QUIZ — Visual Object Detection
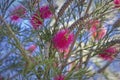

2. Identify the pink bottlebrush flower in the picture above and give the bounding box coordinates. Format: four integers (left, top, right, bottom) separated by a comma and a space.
114, 0, 120, 8
90, 25, 97, 32
27, 45, 37, 53
88, 20, 106, 40
99, 46, 118, 61
52, 29, 74, 51
30, 13, 43, 29
90, 26, 107, 40
10, 15, 19, 21
54, 75, 65, 80
10, 5, 26, 21
30, 5, 52, 29
39, 5, 52, 19
87, 20, 99, 30
97, 28, 107, 40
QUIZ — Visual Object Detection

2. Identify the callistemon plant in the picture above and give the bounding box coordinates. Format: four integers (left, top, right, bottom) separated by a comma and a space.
1, 0, 120, 80
10, 5, 26, 21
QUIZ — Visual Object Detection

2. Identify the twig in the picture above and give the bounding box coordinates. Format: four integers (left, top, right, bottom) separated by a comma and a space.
57, 0, 74, 18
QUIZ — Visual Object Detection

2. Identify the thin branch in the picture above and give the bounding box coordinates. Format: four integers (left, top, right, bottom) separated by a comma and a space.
58, 0, 74, 18
84, 0, 92, 15
0, 16, 29, 60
